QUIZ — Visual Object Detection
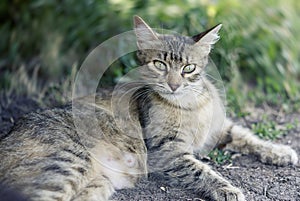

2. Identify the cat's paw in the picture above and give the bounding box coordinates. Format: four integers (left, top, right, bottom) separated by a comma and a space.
259, 144, 298, 166
210, 185, 245, 201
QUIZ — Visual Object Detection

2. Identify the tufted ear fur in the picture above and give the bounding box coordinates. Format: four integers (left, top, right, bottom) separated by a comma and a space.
192, 24, 222, 45
133, 15, 159, 49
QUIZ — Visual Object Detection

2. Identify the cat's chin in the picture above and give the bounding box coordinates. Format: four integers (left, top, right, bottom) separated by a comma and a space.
157, 91, 199, 109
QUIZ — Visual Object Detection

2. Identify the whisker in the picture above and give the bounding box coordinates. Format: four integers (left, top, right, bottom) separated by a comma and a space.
204, 73, 222, 83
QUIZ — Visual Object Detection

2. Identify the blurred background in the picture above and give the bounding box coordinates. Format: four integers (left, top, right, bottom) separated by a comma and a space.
1, 0, 300, 114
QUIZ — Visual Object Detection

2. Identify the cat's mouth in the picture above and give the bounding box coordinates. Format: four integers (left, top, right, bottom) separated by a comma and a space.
152, 85, 182, 94
157, 89, 184, 100
161, 90, 180, 95
152, 85, 186, 98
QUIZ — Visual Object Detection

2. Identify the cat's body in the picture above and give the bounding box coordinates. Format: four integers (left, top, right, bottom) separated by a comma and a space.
0, 16, 298, 201
0, 100, 146, 200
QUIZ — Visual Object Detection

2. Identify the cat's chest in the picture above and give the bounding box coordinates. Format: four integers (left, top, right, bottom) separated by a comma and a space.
145, 100, 224, 150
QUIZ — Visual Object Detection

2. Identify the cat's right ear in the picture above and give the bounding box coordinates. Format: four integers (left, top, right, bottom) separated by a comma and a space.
133, 15, 158, 49
192, 24, 222, 45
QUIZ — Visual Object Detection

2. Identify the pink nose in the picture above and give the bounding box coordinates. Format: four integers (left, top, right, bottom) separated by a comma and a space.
168, 83, 180, 92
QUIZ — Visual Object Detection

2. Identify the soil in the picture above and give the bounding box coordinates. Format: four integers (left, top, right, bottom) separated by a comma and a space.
0, 94, 299, 201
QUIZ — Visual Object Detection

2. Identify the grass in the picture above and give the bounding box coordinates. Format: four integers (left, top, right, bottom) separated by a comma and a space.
208, 149, 232, 165
251, 114, 298, 140
1, 0, 300, 112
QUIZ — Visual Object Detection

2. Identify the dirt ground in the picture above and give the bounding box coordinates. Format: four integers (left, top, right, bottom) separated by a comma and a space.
0, 94, 299, 201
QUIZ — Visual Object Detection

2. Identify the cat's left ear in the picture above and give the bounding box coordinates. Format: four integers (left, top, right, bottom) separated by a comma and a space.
192, 24, 222, 45
133, 15, 159, 49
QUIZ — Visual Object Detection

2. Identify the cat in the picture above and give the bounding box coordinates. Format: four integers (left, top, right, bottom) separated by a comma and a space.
0, 15, 298, 201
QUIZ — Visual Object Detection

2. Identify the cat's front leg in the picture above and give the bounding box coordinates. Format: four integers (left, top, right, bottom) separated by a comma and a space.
72, 175, 115, 201
223, 119, 298, 166
148, 148, 245, 201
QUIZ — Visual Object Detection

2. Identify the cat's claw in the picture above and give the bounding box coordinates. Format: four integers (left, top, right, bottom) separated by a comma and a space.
259, 144, 298, 166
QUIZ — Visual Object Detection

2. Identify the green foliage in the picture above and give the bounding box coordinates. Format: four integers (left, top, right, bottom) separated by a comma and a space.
251, 115, 297, 140
208, 149, 232, 165
209, 0, 300, 111
0, 0, 300, 110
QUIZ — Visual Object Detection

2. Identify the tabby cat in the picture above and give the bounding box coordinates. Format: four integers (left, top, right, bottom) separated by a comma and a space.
0, 15, 298, 201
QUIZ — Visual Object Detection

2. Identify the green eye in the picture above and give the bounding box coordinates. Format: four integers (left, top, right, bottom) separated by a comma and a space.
153, 60, 167, 71
182, 64, 196, 74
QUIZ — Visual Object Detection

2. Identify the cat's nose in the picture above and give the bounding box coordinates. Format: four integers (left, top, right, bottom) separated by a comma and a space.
168, 83, 180, 92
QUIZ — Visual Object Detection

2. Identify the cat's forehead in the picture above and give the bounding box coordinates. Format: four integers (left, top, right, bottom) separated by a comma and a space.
161, 34, 193, 42
159, 34, 194, 49
137, 33, 210, 64
154, 34, 207, 62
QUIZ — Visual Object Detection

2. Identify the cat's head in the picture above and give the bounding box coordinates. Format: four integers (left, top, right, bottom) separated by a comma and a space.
133, 16, 221, 106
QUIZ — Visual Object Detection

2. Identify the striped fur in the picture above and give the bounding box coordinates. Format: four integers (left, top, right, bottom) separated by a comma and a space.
0, 100, 147, 201
0, 16, 297, 201
133, 16, 297, 201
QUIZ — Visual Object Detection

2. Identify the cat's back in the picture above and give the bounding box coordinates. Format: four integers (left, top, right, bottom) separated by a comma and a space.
0, 105, 76, 150
0, 106, 91, 197
0, 92, 146, 200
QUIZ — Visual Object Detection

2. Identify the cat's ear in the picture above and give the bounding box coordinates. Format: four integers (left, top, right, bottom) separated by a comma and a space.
133, 15, 159, 49
192, 24, 222, 45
